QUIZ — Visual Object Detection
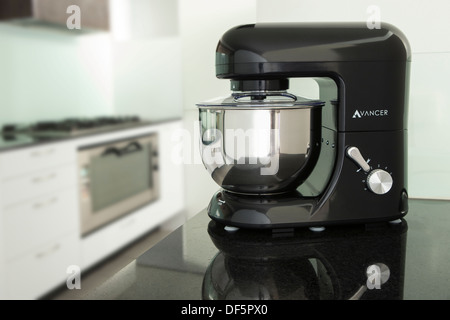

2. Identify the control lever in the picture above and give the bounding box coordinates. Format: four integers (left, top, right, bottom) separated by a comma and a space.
346, 146, 393, 195
346, 146, 370, 172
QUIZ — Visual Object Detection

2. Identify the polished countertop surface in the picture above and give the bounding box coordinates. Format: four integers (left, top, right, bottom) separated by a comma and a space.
79, 199, 449, 300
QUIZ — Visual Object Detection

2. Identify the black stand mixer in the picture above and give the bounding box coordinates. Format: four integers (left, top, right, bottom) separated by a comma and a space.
197, 23, 410, 229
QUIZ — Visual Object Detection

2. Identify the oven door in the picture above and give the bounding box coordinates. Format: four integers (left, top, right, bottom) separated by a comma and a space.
78, 133, 159, 236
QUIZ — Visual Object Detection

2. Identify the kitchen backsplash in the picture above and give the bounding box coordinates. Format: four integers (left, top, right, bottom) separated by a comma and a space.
0, 19, 182, 128
0, 22, 113, 127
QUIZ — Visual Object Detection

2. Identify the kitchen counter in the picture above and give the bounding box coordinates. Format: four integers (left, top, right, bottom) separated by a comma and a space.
0, 134, 52, 152
0, 118, 181, 153
73, 199, 449, 300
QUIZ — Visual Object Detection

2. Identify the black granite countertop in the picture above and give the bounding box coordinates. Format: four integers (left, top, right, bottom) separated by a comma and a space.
76, 199, 449, 301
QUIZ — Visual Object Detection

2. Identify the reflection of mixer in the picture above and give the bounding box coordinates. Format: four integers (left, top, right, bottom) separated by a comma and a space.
202, 219, 408, 300
197, 23, 410, 229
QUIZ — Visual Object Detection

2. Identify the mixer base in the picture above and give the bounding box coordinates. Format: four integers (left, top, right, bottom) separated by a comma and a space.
207, 189, 406, 229
207, 190, 320, 229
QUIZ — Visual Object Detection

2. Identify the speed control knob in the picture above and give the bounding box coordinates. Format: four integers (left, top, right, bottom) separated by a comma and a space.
366, 169, 393, 195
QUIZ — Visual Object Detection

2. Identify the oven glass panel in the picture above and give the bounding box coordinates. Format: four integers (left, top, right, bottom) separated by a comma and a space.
90, 143, 153, 212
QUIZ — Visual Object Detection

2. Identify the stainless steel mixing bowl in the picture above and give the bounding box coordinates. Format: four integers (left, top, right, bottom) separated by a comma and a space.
197, 92, 324, 194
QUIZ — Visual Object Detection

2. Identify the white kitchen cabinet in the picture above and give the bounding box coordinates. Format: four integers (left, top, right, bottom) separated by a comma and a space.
0, 141, 81, 299
0, 164, 77, 208
0, 143, 75, 179
5, 233, 80, 300
3, 188, 79, 262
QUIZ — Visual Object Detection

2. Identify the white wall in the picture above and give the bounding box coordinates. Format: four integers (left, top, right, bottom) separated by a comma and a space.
256, 0, 450, 200
110, 0, 183, 121
112, 37, 183, 121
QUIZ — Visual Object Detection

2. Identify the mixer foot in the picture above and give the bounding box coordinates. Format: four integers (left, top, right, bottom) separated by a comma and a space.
309, 226, 325, 232
224, 225, 239, 232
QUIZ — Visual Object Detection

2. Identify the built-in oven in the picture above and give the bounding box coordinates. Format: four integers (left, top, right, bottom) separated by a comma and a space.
78, 133, 159, 236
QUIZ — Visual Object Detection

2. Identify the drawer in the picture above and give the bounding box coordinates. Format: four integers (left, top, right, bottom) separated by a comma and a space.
2, 188, 79, 261
5, 233, 81, 299
0, 143, 75, 179
81, 209, 146, 268
0, 164, 77, 207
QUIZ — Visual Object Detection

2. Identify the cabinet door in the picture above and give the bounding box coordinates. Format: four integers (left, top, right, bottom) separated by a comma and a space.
2, 188, 79, 261
0, 143, 75, 179
0, 164, 77, 207
5, 233, 81, 300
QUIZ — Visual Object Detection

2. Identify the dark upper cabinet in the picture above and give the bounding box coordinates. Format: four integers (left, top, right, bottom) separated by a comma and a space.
0, 0, 109, 30
0, 0, 32, 20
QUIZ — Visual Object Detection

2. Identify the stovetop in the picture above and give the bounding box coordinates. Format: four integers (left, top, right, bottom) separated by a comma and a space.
0, 115, 153, 152
3, 116, 144, 137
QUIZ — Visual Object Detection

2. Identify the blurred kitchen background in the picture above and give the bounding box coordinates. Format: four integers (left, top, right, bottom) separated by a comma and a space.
0, 0, 449, 299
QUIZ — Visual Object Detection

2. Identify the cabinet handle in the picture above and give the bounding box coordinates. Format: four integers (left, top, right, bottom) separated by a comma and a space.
30, 148, 55, 158
32, 197, 58, 210
31, 172, 57, 184
35, 243, 60, 259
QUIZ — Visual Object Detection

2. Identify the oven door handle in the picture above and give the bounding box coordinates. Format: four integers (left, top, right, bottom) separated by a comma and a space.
120, 141, 143, 156
101, 147, 122, 157
101, 141, 142, 157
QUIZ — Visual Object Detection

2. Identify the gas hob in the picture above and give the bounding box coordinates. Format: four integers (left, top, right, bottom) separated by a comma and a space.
2, 116, 148, 139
